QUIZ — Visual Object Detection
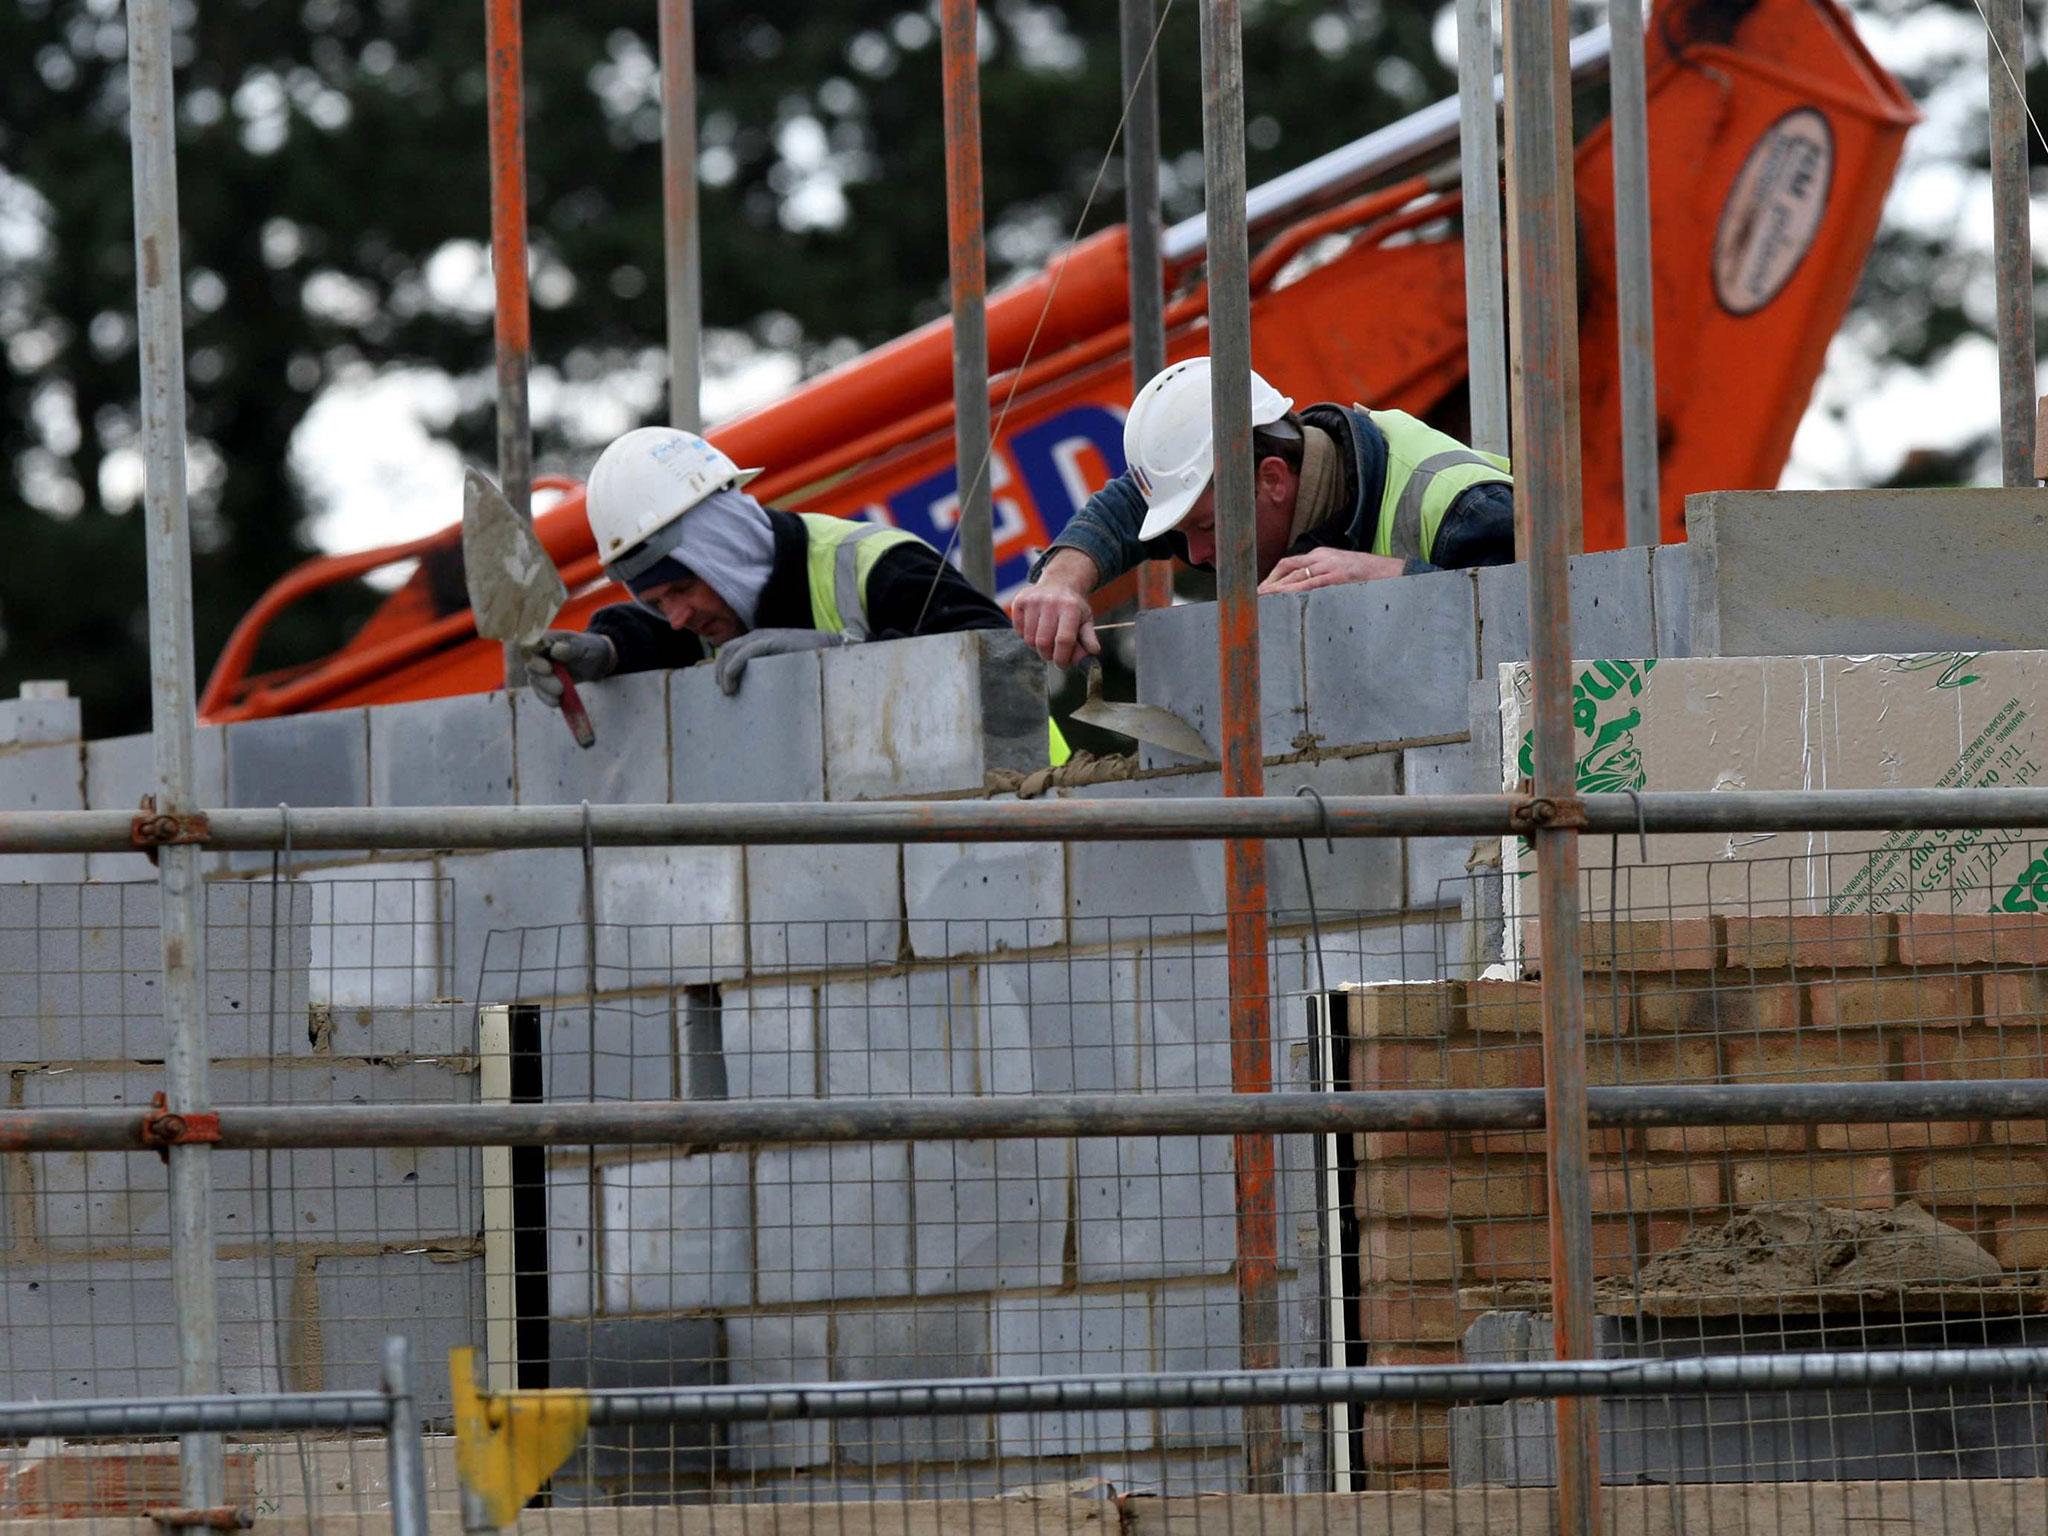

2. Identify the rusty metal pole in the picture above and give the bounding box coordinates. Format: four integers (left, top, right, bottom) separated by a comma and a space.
486, 0, 532, 521
125, 0, 223, 1510
1610, 0, 1662, 543
1457, 0, 1510, 458
942, 0, 996, 594
658, 0, 704, 432
1988, 0, 2036, 486
1123, 0, 1173, 611
1197, 0, 1281, 1494
1502, 0, 1599, 1528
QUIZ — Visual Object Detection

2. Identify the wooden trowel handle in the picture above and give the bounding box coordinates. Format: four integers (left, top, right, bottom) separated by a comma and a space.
554, 667, 597, 749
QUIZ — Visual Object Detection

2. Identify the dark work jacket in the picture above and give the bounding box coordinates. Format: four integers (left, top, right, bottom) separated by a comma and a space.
588, 508, 1010, 675
1032, 403, 1517, 582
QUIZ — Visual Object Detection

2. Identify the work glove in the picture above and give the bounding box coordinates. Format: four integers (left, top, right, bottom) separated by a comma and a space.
713, 628, 848, 696
522, 630, 616, 705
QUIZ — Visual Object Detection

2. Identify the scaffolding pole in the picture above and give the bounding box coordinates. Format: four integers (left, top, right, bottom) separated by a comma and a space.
1122, 0, 1174, 611
1610, 0, 1662, 543
1988, 0, 2037, 486
942, 0, 996, 594
1503, 0, 1598, 1527
658, 0, 704, 432
124, 0, 222, 1511
1457, 0, 1510, 457
485, 0, 532, 518
1196, 0, 1281, 1492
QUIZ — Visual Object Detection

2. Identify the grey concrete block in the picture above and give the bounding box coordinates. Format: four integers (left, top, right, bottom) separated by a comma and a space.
721, 981, 816, 1099
517, 668, 671, 806
1567, 545, 1656, 660
318, 1001, 463, 1056
453, 848, 584, 1005
823, 630, 1047, 800
1303, 569, 1477, 750
723, 1312, 833, 1469
315, 1251, 479, 1412
548, 1315, 719, 1484
84, 727, 228, 879
819, 969, 975, 1099
299, 861, 449, 1010
593, 845, 746, 983
369, 691, 516, 808
1132, 591, 1309, 768
207, 1058, 473, 1108
983, 951, 1138, 1096
1137, 944, 1230, 1093
672, 652, 825, 804
1477, 561, 1531, 683
1075, 1135, 1235, 1283
755, 1143, 910, 1305
599, 1151, 752, 1313
904, 840, 1065, 959
1650, 541, 1692, 657
541, 996, 676, 1102
0, 742, 85, 882
745, 843, 901, 972
0, 692, 79, 748
1066, 772, 1225, 940
224, 710, 370, 872
912, 1139, 1067, 1295
547, 1159, 595, 1318
1263, 753, 1404, 918
1404, 741, 1476, 909
832, 1301, 993, 1464
1157, 1283, 1243, 1445
1688, 487, 2048, 657
991, 1291, 1154, 1456
0, 1259, 283, 1399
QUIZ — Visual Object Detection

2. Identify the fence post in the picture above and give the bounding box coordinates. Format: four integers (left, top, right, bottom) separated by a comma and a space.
384, 1336, 432, 1536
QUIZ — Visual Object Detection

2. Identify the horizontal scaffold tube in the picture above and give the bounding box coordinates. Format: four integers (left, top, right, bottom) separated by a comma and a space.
22, 786, 2048, 854
0, 1390, 391, 1438
555, 1349, 2048, 1424
9, 1082, 2048, 1151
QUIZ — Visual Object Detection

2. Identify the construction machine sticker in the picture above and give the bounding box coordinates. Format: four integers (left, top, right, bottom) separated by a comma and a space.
1713, 108, 1834, 316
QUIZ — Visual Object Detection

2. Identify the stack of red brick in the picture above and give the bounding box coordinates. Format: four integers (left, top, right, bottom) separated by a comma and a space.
1343, 912, 2048, 1483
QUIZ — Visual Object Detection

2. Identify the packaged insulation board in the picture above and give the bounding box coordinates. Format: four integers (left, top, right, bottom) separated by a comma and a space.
1497, 652, 2048, 962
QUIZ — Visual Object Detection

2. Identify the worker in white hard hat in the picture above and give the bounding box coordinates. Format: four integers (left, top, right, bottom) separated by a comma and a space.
1012, 357, 1515, 666
521, 425, 1011, 702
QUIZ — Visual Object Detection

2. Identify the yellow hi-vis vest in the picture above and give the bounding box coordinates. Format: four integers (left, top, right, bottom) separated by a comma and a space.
1363, 409, 1513, 563
799, 514, 1072, 766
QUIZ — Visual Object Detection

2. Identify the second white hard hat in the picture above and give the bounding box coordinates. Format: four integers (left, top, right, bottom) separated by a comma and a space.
1123, 358, 1293, 541
586, 426, 764, 571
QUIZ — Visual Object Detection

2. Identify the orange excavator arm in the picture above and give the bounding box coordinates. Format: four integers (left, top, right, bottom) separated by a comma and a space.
204, 0, 1913, 723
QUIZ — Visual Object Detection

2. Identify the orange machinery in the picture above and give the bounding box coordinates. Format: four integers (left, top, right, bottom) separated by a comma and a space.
200, 0, 1914, 722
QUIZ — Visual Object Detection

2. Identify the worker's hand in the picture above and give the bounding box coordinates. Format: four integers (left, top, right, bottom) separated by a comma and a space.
1257, 549, 1407, 595
713, 628, 845, 696
521, 630, 616, 705
1011, 550, 1102, 667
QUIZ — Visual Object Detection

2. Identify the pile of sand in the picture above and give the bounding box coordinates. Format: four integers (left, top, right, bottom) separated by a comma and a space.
1632, 1202, 2004, 1296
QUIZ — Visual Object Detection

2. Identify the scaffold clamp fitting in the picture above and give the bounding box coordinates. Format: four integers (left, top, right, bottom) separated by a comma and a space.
142, 1090, 221, 1162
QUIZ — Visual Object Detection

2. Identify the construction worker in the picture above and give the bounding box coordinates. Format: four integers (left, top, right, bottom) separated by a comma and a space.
522, 426, 1013, 703
1012, 357, 1515, 666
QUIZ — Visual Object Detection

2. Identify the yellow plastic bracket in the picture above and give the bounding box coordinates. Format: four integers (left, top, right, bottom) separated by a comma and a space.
451, 1346, 591, 1528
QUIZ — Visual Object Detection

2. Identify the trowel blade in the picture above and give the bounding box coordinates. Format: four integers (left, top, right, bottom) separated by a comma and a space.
1068, 665, 1214, 761
462, 467, 569, 647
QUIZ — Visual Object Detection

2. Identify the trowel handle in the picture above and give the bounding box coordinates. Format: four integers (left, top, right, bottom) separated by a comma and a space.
553, 667, 597, 750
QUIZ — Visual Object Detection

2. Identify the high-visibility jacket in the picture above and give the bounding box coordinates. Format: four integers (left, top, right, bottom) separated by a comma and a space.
1359, 409, 1513, 563
800, 514, 1072, 765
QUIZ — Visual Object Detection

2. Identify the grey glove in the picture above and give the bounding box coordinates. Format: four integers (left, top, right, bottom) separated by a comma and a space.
521, 630, 616, 705
713, 628, 847, 696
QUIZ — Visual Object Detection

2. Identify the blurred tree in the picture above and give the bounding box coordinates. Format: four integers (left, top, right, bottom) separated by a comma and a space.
0, 0, 1446, 735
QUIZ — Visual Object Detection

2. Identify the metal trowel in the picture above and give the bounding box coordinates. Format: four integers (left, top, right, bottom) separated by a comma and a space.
1068, 657, 1213, 762
462, 467, 596, 749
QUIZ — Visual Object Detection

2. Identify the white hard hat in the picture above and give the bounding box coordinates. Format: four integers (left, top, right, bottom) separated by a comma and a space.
1124, 358, 1293, 541
585, 426, 764, 567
